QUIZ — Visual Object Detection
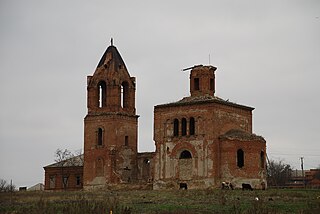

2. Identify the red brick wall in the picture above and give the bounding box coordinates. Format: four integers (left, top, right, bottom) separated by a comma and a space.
219, 139, 266, 188
44, 166, 83, 191
190, 65, 216, 97
153, 65, 266, 189
83, 45, 139, 189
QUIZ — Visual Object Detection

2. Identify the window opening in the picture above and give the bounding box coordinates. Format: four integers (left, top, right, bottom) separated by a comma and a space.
121, 81, 129, 108
165, 119, 170, 137
189, 117, 195, 135
98, 81, 106, 108
97, 128, 103, 145
121, 84, 124, 107
180, 183, 188, 190
179, 150, 192, 159
210, 78, 214, 91
173, 119, 179, 136
49, 176, 55, 189
76, 176, 81, 186
237, 149, 244, 168
181, 118, 187, 136
125, 136, 129, 146
194, 78, 199, 90
62, 175, 69, 188
260, 151, 265, 168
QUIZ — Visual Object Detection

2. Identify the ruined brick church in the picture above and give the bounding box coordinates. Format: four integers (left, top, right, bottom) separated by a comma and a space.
44, 43, 267, 190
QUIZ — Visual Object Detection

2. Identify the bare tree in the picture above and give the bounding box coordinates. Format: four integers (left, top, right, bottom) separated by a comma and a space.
55, 149, 71, 190
55, 149, 72, 163
0, 179, 7, 192
267, 159, 292, 187
0, 179, 16, 192
54, 149, 83, 190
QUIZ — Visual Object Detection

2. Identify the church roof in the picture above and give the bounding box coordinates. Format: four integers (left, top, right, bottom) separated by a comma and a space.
44, 154, 84, 168
219, 129, 265, 142
96, 44, 127, 71
155, 94, 254, 111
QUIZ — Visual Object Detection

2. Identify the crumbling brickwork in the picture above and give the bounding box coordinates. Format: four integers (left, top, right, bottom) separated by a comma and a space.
153, 65, 266, 189
137, 152, 155, 183
45, 44, 266, 191
83, 45, 139, 189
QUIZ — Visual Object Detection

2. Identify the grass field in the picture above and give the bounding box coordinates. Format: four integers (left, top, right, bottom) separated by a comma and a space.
1, 188, 320, 213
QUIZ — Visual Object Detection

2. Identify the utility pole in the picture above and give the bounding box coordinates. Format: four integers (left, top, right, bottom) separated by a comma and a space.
300, 157, 305, 188
10, 179, 13, 205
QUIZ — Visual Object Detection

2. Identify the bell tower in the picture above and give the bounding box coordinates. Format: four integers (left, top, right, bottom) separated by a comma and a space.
189, 65, 217, 97
83, 41, 139, 189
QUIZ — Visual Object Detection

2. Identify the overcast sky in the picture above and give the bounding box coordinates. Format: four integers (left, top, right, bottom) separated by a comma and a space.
1, 0, 319, 188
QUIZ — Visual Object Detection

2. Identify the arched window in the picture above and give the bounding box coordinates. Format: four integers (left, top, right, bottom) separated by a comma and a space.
98, 81, 106, 108
181, 118, 187, 136
121, 81, 129, 108
173, 119, 179, 136
180, 150, 192, 159
121, 84, 124, 107
189, 117, 195, 135
260, 151, 265, 168
97, 128, 103, 146
237, 149, 244, 168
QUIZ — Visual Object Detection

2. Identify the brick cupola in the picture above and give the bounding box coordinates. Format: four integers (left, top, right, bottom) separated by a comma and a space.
189, 65, 217, 97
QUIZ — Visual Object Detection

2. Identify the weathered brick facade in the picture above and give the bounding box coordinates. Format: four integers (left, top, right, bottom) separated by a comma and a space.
83, 44, 140, 189
44, 166, 83, 191
153, 65, 266, 189
44, 44, 266, 190
43, 155, 84, 191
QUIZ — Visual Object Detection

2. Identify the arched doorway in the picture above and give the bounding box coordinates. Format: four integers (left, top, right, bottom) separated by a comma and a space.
178, 150, 192, 180
180, 150, 192, 159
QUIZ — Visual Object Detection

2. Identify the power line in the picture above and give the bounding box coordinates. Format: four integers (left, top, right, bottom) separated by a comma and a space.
268, 153, 320, 157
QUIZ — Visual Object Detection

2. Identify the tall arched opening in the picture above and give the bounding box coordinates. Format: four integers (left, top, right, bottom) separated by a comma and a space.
179, 150, 193, 180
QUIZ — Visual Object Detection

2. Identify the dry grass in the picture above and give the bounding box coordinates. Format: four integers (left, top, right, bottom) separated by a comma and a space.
0, 188, 320, 213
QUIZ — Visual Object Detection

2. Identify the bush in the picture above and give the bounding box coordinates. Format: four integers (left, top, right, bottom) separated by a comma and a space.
0, 179, 15, 192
